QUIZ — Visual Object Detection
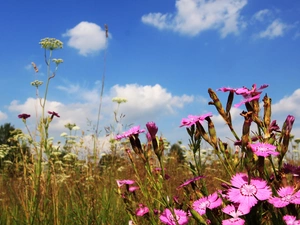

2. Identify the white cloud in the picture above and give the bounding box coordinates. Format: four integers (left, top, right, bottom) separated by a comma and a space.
257, 19, 289, 39
252, 9, 271, 22
8, 83, 194, 145
141, 0, 247, 37
0, 111, 7, 121
272, 89, 300, 117
63, 21, 108, 56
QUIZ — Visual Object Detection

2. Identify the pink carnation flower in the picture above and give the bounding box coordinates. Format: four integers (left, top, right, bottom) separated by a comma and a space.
192, 191, 222, 215
159, 208, 189, 225
283, 215, 300, 225
249, 142, 279, 157
227, 173, 271, 208
222, 204, 250, 225
268, 186, 300, 208
136, 204, 149, 216
116, 179, 135, 187
115, 125, 145, 140
180, 112, 212, 127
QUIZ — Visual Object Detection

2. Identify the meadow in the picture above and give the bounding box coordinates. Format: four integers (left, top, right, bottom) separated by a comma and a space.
0, 38, 299, 225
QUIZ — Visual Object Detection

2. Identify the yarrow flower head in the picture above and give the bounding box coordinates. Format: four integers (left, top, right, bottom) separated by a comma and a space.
18, 113, 31, 120
283, 215, 300, 225
112, 97, 127, 104
115, 125, 145, 140
39, 37, 63, 50
192, 191, 222, 215
180, 112, 213, 127
159, 208, 189, 225
227, 173, 272, 208
268, 186, 300, 208
136, 204, 149, 216
222, 204, 250, 225
249, 142, 279, 157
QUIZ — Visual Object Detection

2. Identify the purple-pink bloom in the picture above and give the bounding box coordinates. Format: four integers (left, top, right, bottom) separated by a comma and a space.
177, 175, 205, 190
283, 215, 300, 225
48, 111, 60, 119
192, 191, 222, 215
249, 142, 279, 157
116, 179, 135, 187
268, 186, 300, 208
180, 113, 212, 127
159, 208, 189, 225
18, 113, 31, 120
146, 121, 158, 139
222, 204, 250, 225
129, 186, 139, 192
136, 204, 149, 216
227, 173, 272, 208
285, 115, 295, 133
283, 163, 300, 176
115, 125, 145, 140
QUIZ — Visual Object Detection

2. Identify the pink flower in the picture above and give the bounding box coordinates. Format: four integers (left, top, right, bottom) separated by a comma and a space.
136, 204, 149, 216
116, 179, 135, 187
180, 112, 212, 127
222, 204, 250, 225
18, 113, 31, 120
48, 111, 60, 119
218, 84, 268, 108
283, 215, 300, 225
159, 208, 189, 225
146, 121, 158, 139
129, 186, 139, 192
176, 175, 205, 190
227, 173, 272, 208
249, 142, 279, 157
192, 191, 222, 215
115, 125, 145, 140
268, 186, 300, 208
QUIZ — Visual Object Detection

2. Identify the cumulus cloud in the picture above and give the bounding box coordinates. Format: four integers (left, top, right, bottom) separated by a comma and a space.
257, 19, 290, 39
272, 89, 300, 117
141, 0, 247, 37
8, 83, 194, 143
63, 21, 108, 56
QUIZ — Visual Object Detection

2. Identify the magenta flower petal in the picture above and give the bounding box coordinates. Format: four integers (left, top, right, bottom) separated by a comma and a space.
269, 186, 300, 208
227, 173, 272, 208
176, 175, 205, 189
283, 215, 300, 224
192, 191, 222, 215
136, 204, 149, 216
116, 179, 135, 187
249, 142, 279, 157
180, 113, 212, 127
115, 125, 145, 140
18, 113, 31, 120
146, 121, 158, 139
159, 208, 189, 225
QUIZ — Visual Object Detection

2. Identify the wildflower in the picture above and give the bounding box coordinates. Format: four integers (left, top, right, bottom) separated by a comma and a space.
129, 186, 139, 192
283, 163, 300, 176
227, 173, 272, 208
18, 113, 30, 120
136, 204, 149, 216
177, 175, 205, 190
146, 121, 158, 139
249, 142, 279, 157
268, 186, 300, 208
116, 179, 135, 188
159, 208, 189, 225
218, 84, 268, 108
39, 37, 63, 50
112, 97, 127, 104
115, 126, 145, 140
192, 191, 222, 215
31, 80, 43, 88
180, 112, 213, 127
283, 215, 300, 225
52, 58, 63, 65
48, 111, 60, 120
222, 204, 250, 225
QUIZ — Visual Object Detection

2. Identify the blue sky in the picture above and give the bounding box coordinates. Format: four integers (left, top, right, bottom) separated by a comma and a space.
0, 0, 300, 150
